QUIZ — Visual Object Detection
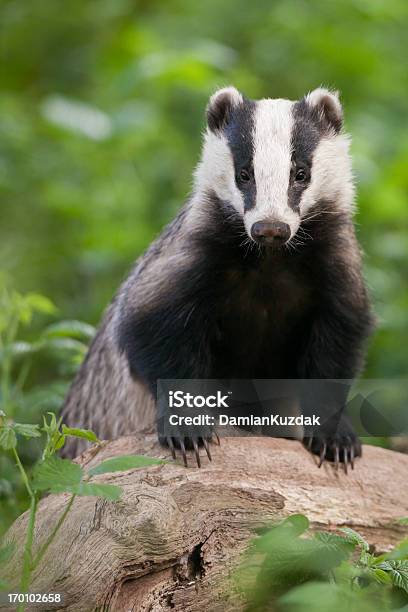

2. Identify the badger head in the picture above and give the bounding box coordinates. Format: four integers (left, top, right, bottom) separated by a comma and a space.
194, 86, 354, 247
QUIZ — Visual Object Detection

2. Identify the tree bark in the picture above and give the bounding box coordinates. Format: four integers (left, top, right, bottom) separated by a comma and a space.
3, 434, 408, 611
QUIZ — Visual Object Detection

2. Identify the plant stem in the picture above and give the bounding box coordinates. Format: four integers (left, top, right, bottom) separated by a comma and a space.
15, 358, 32, 394
12, 447, 33, 498
2, 310, 19, 417
18, 495, 38, 611
32, 493, 76, 569
12, 447, 37, 610
1, 351, 10, 415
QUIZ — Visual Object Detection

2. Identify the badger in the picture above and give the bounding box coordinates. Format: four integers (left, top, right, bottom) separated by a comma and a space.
61, 86, 374, 469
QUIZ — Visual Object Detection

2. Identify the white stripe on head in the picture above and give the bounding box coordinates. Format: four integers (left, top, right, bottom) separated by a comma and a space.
298, 134, 354, 216
245, 99, 300, 238
193, 130, 245, 211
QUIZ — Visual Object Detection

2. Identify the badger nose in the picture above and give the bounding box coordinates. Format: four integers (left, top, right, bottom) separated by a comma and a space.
250, 221, 291, 245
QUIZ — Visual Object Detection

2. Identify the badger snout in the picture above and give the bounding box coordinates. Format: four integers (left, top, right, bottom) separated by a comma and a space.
250, 221, 291, 246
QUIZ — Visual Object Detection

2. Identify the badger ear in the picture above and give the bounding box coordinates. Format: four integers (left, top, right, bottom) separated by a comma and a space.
206, 86, 243, 132
305, 88, 343, 134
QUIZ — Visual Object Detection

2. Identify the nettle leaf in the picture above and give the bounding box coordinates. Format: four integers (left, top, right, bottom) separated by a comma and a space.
314, 531, 356, 558
31, 456, 123, 500
62, 426, 99, 443
42, 412, 62, 437
369, 568, 392, 585
0, 427, 17, 450
359, 551, 376, 567
279, 581, 343, 608
376, 560, 408, 593
32, 456, 83, 493
44, 320, 96, 341
42, 413, 66, 458
339, 528, 369, 552
76, 482, 122, 500
281, 514, 310, 536
13, 423, 42, 439
53, 434, 66, 451
88, 455, 164, 476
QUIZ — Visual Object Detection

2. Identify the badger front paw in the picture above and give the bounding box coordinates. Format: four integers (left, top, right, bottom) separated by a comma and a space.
159, 430, 219, 468
303, 414, 361, 473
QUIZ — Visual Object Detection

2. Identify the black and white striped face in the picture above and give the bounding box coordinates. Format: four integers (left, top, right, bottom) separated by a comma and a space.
195, 86, 353, 246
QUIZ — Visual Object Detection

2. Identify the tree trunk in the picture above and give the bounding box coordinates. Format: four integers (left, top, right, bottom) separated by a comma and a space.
3, 434, 408, 611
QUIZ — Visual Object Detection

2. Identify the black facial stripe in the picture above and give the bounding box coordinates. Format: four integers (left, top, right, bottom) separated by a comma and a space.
289, 99, 326, 210
224, 98, 257, 212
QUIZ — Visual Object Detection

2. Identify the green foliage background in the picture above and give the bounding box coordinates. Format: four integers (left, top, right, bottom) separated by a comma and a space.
0, 1, 407, 596
1, 0, 407, 375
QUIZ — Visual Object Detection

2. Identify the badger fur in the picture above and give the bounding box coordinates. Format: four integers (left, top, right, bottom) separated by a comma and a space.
61, 86, 374, 465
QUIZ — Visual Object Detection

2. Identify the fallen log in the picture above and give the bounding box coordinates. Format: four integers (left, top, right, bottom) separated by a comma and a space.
3, 434, 408, 611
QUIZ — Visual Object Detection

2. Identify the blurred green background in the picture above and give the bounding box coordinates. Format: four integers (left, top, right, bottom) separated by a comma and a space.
0, 0, 407, 533
1, 0, 408, 374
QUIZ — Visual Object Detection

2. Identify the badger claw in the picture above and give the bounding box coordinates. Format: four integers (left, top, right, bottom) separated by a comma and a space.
304, 429, 361, 474
317, 442, 326, 468
192, 438, 201, 468
167, 436, 176, 460
179, 438, 188, 467
203, 438, 212, 461
163, 432, 218, 468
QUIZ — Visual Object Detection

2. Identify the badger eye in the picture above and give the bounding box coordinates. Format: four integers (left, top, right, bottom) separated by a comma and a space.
239, 168, 251, 183
295, 168, 307, 183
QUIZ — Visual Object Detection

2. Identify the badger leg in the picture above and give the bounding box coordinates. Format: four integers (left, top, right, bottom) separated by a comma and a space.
296, 300, 372, 473
298, 378, 361, 473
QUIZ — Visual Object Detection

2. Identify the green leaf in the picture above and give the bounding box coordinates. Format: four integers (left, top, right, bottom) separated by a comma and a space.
42, 337, 88, 355
385, 539, 408, 560
281, 514, 310, 536
41, 413, 66, 458
62, 426, 99, 443
314, 531, 356, 558
43, 412, 57, 429
370, 568, 392, 585
32, 456, 83, 493
13, 423, 42, 438
25, 293, 58, 315
376, 560, 408, 593
54, 434, 66, 451
44, 320, 96, 341
31, 456, 122, 499
4, 341, 39, 358
76, 482, 122, 500
339, 528, 369, 552
0, 427, 17, 450
359, 550, 376, 567
88, 454, 163, 476
280, 581, 343, 608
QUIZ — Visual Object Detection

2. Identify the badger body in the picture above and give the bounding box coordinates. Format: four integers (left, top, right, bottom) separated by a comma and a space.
61, 87, 374, 464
